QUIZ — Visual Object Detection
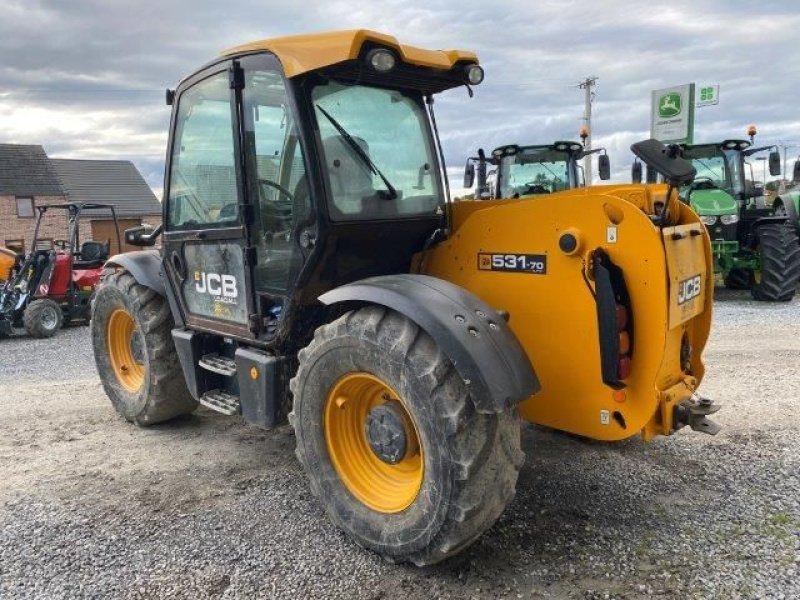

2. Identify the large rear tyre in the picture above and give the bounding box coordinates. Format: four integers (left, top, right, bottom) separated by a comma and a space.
23, 298, 63, 338
91, 269, 197, 425
752, 223, 800, 302
290, 306, 524, 566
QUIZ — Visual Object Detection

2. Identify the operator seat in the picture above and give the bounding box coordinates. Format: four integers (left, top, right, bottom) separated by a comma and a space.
73, 240, 109, 269
322, 135, 392, 219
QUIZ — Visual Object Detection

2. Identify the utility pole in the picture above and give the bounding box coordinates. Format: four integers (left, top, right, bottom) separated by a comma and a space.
578, 76, 598, 183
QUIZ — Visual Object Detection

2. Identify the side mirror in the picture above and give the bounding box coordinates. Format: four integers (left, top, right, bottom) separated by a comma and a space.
631, 161, 642, 184
124, 224, 161, 248
463, 160, 475, 189
769, 150, 781, 177
793, 160, 800, 183
598, 154, 611, 181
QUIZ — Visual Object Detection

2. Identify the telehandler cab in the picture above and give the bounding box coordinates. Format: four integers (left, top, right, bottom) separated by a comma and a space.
463, 141, 611, 199
92, 30, 717, 565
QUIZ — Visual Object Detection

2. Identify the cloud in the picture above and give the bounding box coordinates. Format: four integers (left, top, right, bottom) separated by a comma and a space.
1, 0, 799, 196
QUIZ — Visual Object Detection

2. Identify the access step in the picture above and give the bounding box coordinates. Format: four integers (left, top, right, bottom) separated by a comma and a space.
198, 353, 237, 376
200, 390, 241, 416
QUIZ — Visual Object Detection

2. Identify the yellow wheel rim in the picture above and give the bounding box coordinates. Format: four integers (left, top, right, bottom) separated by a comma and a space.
324, 372, 424, 513
107, 308, 145, 393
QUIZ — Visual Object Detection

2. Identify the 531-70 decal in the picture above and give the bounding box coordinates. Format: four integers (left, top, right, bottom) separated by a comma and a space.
478, 253, 547, 275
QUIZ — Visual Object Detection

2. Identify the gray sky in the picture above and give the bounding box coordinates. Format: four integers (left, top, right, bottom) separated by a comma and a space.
2, 0, 799, 195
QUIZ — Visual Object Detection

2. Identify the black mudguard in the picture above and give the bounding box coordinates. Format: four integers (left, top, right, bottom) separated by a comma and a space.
753, 214, 791, 230
105, 250, 165, 295
106, 250, 185, 327
773, 197, 799, 229
318, 274, 540, 413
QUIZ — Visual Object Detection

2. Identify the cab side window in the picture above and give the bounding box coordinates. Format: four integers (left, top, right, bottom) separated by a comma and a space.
242, 67, 310, 294
167, 72, 238, 230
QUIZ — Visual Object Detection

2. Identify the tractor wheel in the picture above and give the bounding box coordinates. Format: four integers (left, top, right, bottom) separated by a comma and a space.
724, 267, 753, 291
23, 298, 63, 338
752, 223, 800, 302
290, 306, 524, 566
91, 269, 197, 425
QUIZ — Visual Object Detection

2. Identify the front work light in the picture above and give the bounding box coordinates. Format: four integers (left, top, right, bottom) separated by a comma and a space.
465, 64, 484, 85
700, 215, 718, 226
366, 48, 397, 72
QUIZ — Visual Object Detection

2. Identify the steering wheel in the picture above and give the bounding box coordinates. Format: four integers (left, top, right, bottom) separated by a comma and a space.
257, 179, 296, 240
258, 179, 295, 205
689, 176, 718, 191
521, 183, 551, 195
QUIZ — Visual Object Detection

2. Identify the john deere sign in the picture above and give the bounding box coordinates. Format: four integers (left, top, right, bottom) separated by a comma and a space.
651, 83, 695, 144
658, 93, 682, 118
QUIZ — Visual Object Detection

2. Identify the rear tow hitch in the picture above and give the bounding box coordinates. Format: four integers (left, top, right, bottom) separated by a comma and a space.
674, 395, 721, 435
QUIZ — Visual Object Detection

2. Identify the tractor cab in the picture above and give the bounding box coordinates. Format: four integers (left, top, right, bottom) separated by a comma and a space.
682, 139, 779, 206
464, 141, 610, 199
0, 202, 121, 338
679, 142, 745, 239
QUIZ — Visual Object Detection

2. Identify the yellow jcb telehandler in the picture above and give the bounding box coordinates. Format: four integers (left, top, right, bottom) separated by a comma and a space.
91, 30, 717, 565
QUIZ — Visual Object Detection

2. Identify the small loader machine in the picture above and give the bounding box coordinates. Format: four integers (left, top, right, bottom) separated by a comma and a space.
0, 202, 120, 338
463, 141, 611, 199
92, 30, 718, 565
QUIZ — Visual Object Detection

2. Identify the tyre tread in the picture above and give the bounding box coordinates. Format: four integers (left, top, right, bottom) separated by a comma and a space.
289, 305, 522, 566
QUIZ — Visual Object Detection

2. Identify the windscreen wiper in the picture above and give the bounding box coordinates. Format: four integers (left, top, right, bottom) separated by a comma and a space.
315, 104, 398, 200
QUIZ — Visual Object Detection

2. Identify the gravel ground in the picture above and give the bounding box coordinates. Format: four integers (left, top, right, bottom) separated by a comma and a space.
0, 289, 798, 599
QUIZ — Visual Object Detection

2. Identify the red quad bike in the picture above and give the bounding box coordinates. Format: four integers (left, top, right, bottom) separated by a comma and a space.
0, 202, 121, 339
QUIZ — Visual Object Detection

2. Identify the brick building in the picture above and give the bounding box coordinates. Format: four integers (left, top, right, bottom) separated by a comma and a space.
0, 144, 162, 256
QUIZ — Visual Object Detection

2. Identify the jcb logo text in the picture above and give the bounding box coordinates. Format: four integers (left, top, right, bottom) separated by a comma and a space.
677, 274, 702, 305
195, 271, 238, 304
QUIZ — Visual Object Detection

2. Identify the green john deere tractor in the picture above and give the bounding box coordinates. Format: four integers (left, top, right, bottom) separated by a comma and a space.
634, 138, 800, 301
771, 157, 800, 231
464, 141, 610, 199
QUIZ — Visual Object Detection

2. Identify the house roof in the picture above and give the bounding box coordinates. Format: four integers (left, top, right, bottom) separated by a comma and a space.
0, 144, 65, 196
50, 159, 161, 217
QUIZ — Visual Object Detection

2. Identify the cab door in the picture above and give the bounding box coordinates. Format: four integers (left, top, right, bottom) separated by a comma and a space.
162, 61, 256, 338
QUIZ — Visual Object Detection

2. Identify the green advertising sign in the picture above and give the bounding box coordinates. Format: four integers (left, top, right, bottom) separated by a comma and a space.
658, 93, 682, 118
651, 83, 695, 144
697, 84, 719, 107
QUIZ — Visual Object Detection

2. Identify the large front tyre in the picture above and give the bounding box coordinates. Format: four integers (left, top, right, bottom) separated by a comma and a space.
91, 269, 197, 425
290, 306, 524, 566
752, 223, 800, 302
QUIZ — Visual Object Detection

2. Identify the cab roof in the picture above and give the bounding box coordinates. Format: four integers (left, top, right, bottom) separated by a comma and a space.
222, 29, 478, 78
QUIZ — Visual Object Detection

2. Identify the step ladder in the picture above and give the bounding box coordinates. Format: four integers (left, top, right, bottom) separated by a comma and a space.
198, 353, 241, 415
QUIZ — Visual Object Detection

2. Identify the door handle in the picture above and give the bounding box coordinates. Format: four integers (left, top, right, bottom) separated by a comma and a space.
171, 251, 186, 281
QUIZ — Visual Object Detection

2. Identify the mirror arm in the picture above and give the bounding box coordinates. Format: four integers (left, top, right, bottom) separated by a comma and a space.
142, 223, 163, 243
